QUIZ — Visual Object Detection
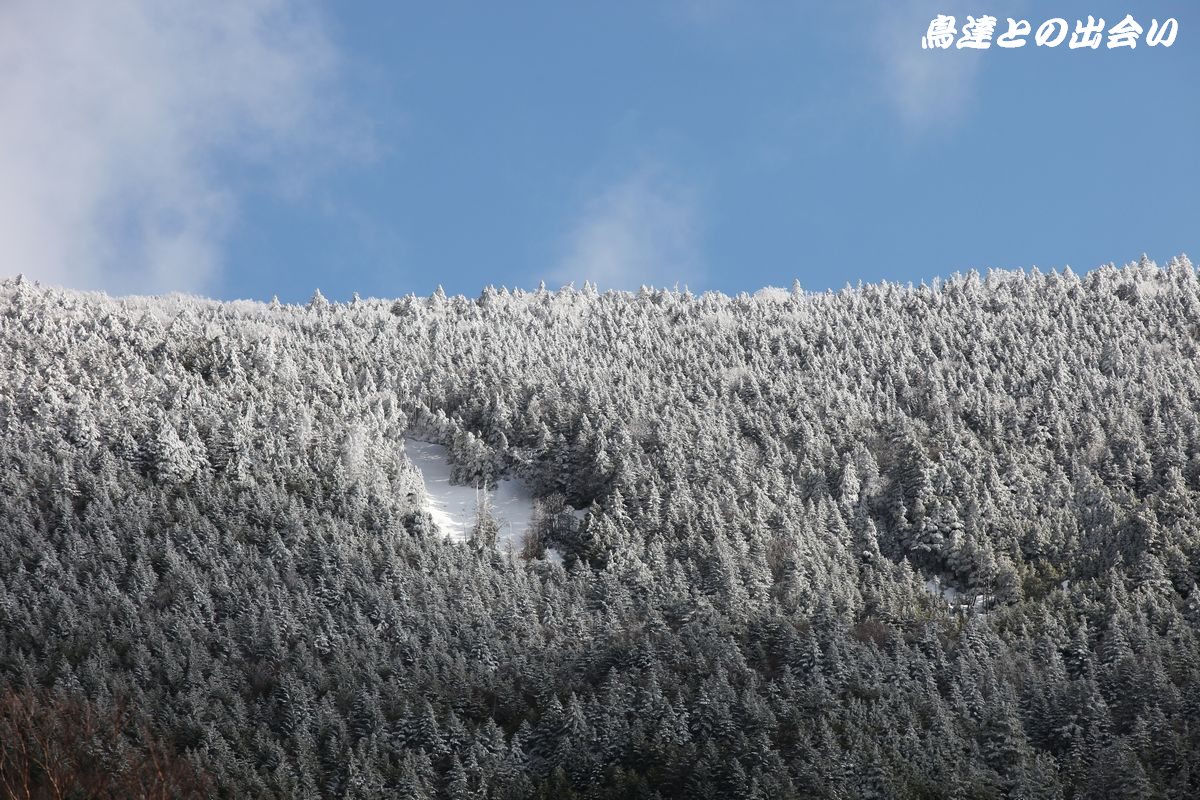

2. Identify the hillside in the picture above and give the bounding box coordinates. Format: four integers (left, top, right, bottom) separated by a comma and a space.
3, 258, 1200, 798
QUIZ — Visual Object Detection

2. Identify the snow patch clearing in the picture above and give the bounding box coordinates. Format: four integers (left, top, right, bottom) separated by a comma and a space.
403, 438, 538, 557
923, 577, 986, 611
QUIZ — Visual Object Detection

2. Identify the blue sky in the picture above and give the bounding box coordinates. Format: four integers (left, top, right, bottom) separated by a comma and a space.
2, 1, 1196, 302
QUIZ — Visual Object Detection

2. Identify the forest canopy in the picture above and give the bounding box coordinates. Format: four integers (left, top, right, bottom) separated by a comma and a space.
2, 257, 1200, 798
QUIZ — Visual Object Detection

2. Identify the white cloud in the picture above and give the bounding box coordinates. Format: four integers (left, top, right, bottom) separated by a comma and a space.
0, 0, 347, 294
872, 1, 991, 133
551, 167, 703, 292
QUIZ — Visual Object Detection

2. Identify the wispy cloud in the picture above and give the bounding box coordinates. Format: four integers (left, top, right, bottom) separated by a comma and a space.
0, 0, 354, 295
871, 1, 990, 134
550, 166, 703, 291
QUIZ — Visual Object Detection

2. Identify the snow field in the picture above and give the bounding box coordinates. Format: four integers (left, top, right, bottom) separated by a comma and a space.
404, 438, 556, 559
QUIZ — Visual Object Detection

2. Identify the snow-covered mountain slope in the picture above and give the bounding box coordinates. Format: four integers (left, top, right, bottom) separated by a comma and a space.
5, 260, 1200, 797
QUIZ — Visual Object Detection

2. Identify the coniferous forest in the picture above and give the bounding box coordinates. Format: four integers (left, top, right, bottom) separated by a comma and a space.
5, 257, 1200, 798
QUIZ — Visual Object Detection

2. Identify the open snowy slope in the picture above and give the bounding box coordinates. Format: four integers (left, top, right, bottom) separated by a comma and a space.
403, 438, 536, 555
